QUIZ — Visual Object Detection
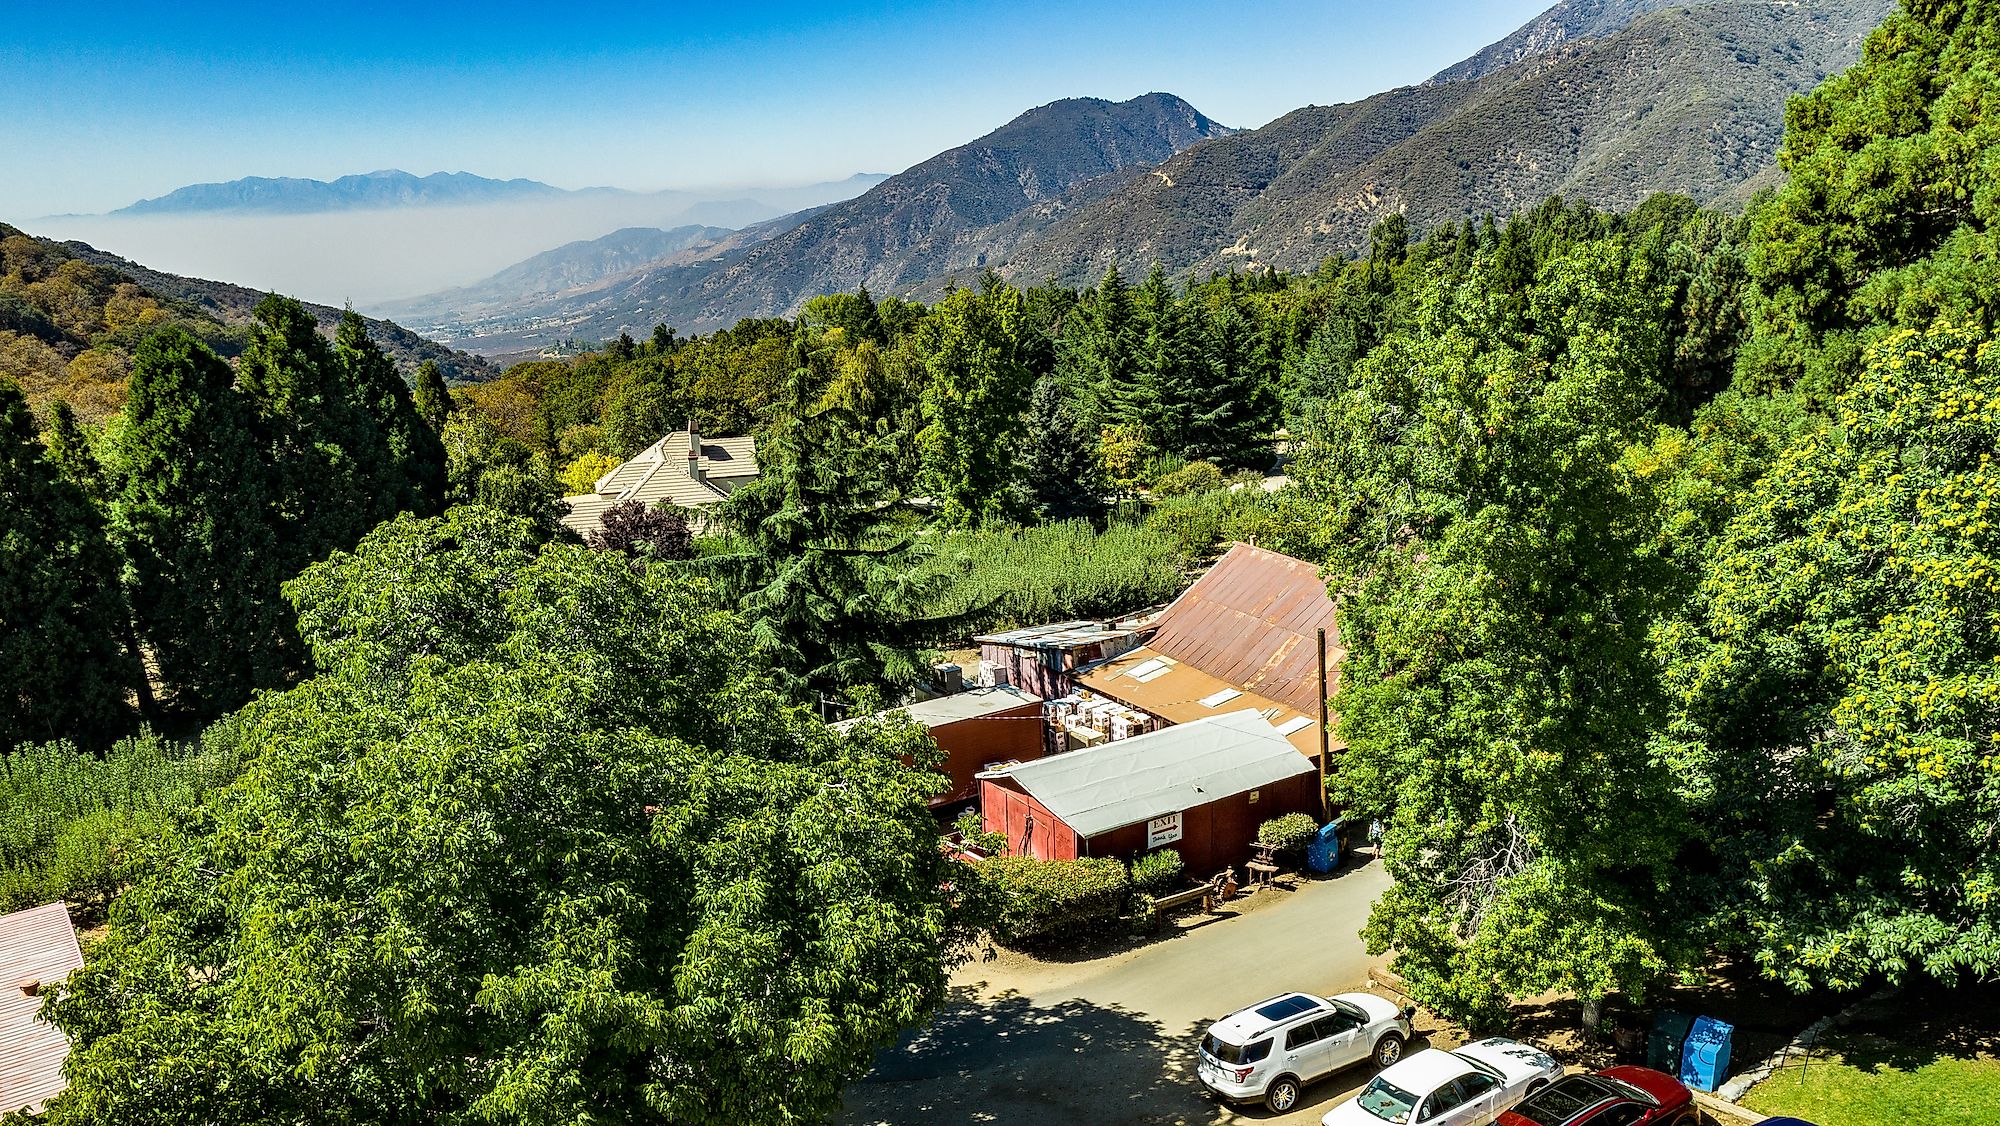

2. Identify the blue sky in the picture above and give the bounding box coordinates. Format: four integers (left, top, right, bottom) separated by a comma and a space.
3, 0, 1550, 218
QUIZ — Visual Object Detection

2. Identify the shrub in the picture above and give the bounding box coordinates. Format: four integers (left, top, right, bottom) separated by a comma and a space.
951, 809, 1007, 855
1130, 847, 1185, 895
1152, 460, 1225, 497
979, 855, 1131, 944
1258, 812, 1319, 853
917, 520, 1190, 640
0, 734, 242, 916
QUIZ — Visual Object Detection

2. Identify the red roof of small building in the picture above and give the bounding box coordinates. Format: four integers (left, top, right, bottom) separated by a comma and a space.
0, 902, 83, 1115
1143, 543, 1340, 715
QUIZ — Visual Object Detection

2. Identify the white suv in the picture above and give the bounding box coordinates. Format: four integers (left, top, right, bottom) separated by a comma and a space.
1197, 991, 1416, 1113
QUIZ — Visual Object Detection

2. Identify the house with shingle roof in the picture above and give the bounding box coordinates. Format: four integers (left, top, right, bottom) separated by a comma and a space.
559, 427, 758, 541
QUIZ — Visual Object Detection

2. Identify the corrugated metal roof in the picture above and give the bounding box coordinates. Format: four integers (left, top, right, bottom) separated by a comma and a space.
836, 685, 1044, 731
0, 903, 82, 1115
988, 709, 1314, 837
1144, 543, 1340, 715
1078, 646, 1336, 760
897, 686, 1044, 727
973, 621, 1136, 649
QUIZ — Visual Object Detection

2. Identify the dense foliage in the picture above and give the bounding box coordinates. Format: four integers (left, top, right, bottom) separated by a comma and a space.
44, 508, 972, 1126
979, 855, 1132, 944
1256, 813, 1319, 854
0, 734, 240, 915
916, 519, 1190, 638
0, 380, 135, 748
1129, 847, 1186, 896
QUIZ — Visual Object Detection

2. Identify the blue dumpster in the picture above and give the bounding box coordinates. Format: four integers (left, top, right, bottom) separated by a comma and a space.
1647, 1009, 1695, 1075
1678, 1014, 1734, 1093
1305, 820, 1342, 873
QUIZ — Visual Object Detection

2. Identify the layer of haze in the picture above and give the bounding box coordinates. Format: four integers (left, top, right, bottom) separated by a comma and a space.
3, 0, 1551, 306
27, 184, 871, 307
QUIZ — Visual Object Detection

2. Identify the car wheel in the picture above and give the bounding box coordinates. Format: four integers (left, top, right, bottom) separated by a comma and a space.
1264, 1076, 1302, 1113
1372, 1033, 1405, 1068
1526, 1078, 1549, 1093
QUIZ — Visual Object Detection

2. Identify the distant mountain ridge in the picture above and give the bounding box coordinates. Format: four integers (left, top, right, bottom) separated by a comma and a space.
376, 0, 1896, 348
432, 93, 1231, 349
377, 225, 734, 325
1425, 0, 1688, 84
984, 0, 1892, 288
115, 170, 572, 215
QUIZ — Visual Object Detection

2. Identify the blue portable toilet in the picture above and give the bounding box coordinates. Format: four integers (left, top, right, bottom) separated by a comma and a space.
1678, 1014, 1734, 1092
1306, 820, 1342, 873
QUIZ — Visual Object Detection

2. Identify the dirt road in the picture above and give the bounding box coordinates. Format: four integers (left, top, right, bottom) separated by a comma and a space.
841, 857, 1402, 1126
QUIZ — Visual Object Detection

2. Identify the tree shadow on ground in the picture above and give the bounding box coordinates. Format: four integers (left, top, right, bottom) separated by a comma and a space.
840, 985, 1208, 1125
1820, 978, 2000, 1075
841, 985, 1436, 1126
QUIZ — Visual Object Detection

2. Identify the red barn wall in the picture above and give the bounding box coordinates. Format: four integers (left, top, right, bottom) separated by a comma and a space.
979, 779, 1078, 861
930, 704, 1045, 807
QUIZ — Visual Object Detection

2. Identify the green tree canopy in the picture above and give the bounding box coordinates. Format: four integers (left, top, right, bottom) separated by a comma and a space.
45, 507, 972, 1126
1739, 0, 2000, 403
1656, 323, 2000, 991
912, 282, 1032, 527
716, 337, 961, 701
0, 380, 135, 749
110, 328, 290, 725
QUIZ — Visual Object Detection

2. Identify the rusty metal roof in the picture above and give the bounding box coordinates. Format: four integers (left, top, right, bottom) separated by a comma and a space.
0, 903, 82, 1115
1079, 647, 1338, 761
1143, 543, 1340, 715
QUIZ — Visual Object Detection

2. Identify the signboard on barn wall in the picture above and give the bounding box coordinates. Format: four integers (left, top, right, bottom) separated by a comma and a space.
1147, 812, 1184, 848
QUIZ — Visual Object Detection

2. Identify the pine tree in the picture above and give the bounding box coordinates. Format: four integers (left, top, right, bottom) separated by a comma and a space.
411, 359, 454, 434
1184, 302, 1278, 469
239, 295, 376, 573
715, 336, 961, 703
38, 399, 106, 503
0, 380, 136, 749
1021, 377, 1105, 521
333, 311, 446, 520
1133, 266, 1197, 451
111, 328, 290, 724
1058, 266, 1139, 428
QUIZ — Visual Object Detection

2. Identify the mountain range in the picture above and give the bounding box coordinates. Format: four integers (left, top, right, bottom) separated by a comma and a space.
102, 170, 889, 219
392, 0, 1891, 351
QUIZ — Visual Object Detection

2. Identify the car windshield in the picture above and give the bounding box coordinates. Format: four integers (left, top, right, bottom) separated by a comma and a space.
1201, 1033, 1270, 1065
1356, 1076, 1420, 1123
1331, 998, 1367, 1023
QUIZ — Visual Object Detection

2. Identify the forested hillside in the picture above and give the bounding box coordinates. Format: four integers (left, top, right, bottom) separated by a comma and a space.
0, 222, 491, 423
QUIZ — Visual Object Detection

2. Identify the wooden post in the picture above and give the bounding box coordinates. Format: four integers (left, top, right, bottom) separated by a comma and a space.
1317, 626, 1330, 819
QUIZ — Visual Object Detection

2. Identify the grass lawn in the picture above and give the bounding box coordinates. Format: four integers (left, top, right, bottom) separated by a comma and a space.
1742, 1031, 2000, 1126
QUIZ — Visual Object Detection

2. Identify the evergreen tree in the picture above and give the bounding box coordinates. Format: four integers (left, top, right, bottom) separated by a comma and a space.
1739, 1, 2000, 405
1021, 377, 1105, 520
0, 380, 136, 749
238, 295, 377, 573
111, 328, 290, 724
38, 399, 106, 504
1183, 302, 1277, 469
411, 359, 454, 434
1057, 266, 1139, 427
1131, 266, 1189, 445
912, 283, 1032, 527
333, 311, 446, 520
716, 336, 961, 702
